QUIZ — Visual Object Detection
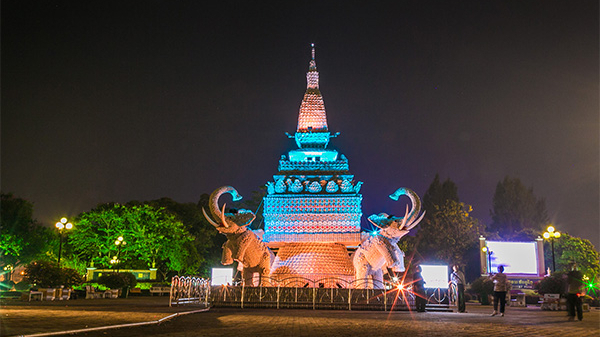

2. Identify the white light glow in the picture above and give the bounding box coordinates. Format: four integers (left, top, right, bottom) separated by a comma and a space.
486, 241, 538, 274
211, 268, 234, 286
420, 265, 449, 289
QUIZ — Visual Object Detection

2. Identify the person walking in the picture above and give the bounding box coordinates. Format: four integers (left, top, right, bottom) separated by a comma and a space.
451, 264, 466, 313
566, 264, 584, 321
490, 265, 509, 317
413, 265, 427, 312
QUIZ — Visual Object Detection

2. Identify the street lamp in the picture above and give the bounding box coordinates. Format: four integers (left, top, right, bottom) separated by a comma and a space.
55, 217, 73, 268
543, 225, 561, 272
111, 236, 126, 272
482, 246, 493, 274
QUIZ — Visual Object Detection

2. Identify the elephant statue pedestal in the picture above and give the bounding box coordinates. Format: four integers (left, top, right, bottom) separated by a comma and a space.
270, 242, 355, 287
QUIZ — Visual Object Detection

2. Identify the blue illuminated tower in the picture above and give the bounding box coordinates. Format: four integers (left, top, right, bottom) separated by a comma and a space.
263, 45, 363, 283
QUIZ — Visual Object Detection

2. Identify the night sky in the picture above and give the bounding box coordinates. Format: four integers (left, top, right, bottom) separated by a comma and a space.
3, 1, 599, 248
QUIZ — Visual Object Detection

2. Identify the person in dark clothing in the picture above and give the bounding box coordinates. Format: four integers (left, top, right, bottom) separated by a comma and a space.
413, 265, 427, 312
566, 265, 584, 321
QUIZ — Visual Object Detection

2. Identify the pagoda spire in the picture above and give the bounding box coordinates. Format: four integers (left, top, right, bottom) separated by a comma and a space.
295, 44, 330, 148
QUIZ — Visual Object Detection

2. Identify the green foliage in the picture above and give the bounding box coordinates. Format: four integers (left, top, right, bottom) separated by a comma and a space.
469, 276, 494, 304
98, 272, 137, 289
416, 200, 482, 269
69, 203, 198, 276
134, 282, 154, 289
546, 233, 600, 279
489, 176, 548, 239
0, 193, 54, 268
14, 280, 31, 291
138, 198, 212, 276
536, 272, 567, 295
23, 261, 84, 288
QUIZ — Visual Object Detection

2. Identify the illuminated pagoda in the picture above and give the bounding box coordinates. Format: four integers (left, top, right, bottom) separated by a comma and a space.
262, 44, 363, 283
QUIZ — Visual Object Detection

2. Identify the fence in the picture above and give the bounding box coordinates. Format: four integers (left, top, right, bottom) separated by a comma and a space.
169, 276, 210, 307
170, 275, 451, 311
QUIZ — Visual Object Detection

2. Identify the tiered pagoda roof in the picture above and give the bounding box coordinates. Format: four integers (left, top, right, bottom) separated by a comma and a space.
262, 44, 363, 247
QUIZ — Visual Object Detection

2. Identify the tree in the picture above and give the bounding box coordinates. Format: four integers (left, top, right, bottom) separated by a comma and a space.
0, 193, 53, 269
546, 233, 599, 279
68, 203, 199, 277
137, 197, 222, 277
416, 200, 483, 270
489, 176, 549, 239
422, 174, 459, 214
413, 176, 482, 281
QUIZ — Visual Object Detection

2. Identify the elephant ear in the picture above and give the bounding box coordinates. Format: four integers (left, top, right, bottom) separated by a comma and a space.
367, 213, 390, 229
234, 209, 256, 227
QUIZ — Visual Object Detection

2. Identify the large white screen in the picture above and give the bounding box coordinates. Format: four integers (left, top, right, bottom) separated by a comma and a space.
420, 265, 449, 289
211, 268, 234, 286
487, 241, 538, 274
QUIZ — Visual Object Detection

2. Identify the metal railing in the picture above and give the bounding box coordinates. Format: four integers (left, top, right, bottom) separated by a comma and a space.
170, 275, 450, 311
169, 276, 210, 307
197, 276, 414, 310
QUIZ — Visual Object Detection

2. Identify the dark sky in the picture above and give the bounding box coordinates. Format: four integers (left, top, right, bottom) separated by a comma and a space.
3, 1, 599, 248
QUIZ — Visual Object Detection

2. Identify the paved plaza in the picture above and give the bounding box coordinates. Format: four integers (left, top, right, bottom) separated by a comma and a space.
1, 297, 598, 337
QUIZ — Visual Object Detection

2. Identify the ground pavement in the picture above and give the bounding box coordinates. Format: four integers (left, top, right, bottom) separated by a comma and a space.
1, 297, 598, 337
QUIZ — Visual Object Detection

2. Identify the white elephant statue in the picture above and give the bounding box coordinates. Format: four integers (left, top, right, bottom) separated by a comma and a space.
352, 188, 425, 289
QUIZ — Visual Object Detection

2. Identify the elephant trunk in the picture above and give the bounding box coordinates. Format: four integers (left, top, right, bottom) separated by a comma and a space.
205, 186, 243, 228
389, 187, 422, 226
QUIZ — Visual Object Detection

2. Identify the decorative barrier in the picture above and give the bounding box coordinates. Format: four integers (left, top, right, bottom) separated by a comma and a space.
170, 275, 450, 311
169, 276, 210, 307
211, 276, 417, 311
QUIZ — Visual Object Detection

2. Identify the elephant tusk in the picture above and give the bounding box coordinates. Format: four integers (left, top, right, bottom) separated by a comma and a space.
406, 211, 426, 231
209, 186, 239, 224
397, 205, 409, 230
202, 207, 221, 228
220, 203, 229, 228
367, 217, 384, 229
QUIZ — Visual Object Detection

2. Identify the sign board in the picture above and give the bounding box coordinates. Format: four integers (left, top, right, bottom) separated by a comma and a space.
420, 265, 449, 289
486, 241, 538, 274
211, 268, 234, 286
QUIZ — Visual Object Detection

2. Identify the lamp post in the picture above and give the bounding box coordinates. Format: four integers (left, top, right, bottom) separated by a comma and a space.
111, 236, 126, 272
543, 225, 561, 272
55, 217, 73, 268
482, 246, 493, 274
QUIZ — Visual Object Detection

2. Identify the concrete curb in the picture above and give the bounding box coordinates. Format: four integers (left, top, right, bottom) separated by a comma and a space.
20, 307, 210, 337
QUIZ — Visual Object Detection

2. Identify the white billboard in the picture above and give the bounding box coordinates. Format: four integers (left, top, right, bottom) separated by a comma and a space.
420, 264, 449, 289
211, 268, 234, 286
486, 241, 539, 275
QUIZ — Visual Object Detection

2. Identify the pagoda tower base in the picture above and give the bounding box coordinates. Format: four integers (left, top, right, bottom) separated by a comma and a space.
270, 242, 355, 287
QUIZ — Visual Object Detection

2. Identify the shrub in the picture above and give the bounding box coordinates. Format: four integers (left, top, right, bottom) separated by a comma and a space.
536, 272, 566, 295
23, 261, 85, 288
14, 280, 31, 291
468, 276, 494, 304
98, 272, 137, 290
